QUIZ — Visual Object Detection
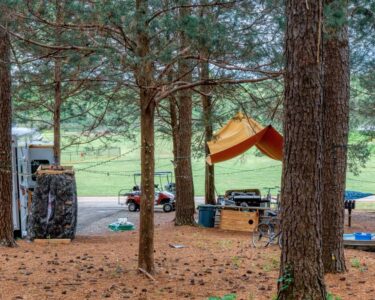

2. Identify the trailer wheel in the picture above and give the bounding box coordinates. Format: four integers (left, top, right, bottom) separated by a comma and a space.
128, 202, 138, 212
163, 203, 173, 213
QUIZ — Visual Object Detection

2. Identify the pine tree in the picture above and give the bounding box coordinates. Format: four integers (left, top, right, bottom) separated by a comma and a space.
10, 1, 135, 153
0, 21, 16, 247
53, 0, 63, 164
174, 0, 195, 226
198, 1, 215, 205
278, 0, 326, 298
134, 0, 156, 274
321, 0, 349, 273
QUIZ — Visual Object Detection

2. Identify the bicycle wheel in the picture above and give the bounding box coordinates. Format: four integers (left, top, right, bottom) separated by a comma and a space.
252, 223, 271, 248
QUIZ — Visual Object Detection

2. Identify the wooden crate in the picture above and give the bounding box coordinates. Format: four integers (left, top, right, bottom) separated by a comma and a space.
219, 209, 259, 232
214, 209, 221, 228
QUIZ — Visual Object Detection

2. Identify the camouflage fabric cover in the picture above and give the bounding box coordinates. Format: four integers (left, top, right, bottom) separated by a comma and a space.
27, 172, 77, 239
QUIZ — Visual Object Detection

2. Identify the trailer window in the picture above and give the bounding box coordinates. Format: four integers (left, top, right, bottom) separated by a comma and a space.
31, 160, 50, 181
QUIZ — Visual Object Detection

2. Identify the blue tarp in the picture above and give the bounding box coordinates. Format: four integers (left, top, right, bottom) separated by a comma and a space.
345, 190, 373, 200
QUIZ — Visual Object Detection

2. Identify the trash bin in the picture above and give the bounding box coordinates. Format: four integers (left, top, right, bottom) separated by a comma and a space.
198, 205, 216, 228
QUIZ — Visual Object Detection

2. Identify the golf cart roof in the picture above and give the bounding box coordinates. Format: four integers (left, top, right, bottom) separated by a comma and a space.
12, 127, 37, 137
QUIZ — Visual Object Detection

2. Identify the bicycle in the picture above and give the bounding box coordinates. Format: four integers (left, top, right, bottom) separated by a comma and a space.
252, 212, 282, 248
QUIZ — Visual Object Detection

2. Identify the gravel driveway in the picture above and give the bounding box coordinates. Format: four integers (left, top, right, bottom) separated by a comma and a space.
76, 197, 177, 235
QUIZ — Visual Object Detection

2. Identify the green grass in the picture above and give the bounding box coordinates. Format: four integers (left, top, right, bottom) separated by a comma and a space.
66, 141, 284, 197
355, 202, 375, 210
43, 130, 375, 197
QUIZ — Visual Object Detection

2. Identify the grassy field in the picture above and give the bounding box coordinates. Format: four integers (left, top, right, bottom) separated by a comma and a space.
46, 131, 375, 197
355, 202, 375, 210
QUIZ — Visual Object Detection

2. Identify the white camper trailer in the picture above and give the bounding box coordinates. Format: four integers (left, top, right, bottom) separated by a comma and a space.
11, 128, 53, 237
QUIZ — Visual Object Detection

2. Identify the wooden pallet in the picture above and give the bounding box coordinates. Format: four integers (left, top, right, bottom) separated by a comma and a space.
34, 239, 71, 245
219, 209, 259, 232
36, 165, 74, 175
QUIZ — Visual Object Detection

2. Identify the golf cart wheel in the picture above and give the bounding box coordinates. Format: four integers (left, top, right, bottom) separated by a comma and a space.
240, 202, 248, 207
163, 203, 173, 213
128, 202, 138, 212
252, 223, 271, 248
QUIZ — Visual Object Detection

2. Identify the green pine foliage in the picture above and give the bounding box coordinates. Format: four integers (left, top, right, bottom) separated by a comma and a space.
1, 0, 373, 179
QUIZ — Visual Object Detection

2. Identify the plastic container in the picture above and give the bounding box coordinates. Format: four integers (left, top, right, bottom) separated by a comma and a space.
354, 232, 372, 240
198, 205, 216, 228
108, 222, 135, 231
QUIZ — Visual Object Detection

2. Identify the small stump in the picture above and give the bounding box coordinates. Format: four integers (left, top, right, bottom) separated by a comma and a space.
27, 166, 78, 240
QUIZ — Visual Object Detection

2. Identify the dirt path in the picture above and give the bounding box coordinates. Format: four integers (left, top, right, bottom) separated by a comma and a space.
1, 210, 375, 300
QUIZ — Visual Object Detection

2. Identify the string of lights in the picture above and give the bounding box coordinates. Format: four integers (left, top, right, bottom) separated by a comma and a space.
75, 145, 141, 171
2, 151, 374, 187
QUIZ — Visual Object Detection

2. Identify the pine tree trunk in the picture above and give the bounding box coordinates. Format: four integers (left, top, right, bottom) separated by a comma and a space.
138, 99, 155, 273
53, 59, 62, 165
174, 90, 195, 225
321, 0, 349, 274
278, 1, 326, 299
53, 0, 63, 165
168, 70, 179, 163
174, 2, 195, 226
169, 93, 179, 173
200, 53, 216, 205
0, 26, 16, 247
135, 0, 155, 274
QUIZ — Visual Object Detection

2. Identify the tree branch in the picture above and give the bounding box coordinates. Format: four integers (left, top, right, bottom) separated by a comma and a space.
147, 0, 241, 24
2, 26, 96, 51
155, 74, 281, 102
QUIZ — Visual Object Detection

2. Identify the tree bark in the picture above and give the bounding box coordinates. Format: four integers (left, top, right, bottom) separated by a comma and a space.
169, 92, 179, 168
168, 69, 179, 162
174, 2, 195, 226
278, 1, 326, 299
53, 0, 63, 165
135, 0, 156, 274
168, 74, 181, 205
138, 99, 155, 273
200, 51, 216, 205
0, 25, 16, 247
321, 0, 349, 274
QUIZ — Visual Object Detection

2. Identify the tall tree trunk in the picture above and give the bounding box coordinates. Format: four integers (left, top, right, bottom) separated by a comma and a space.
200, 51, 215, 205
168, 69, 179, 166
174, 86, 195, 225
174, 2, 195, 226
53, 0, 63, 165
136, 0, 155, 274
138, 99, 155, 273
321, 0, 349, 274
0, 26, 16, 247
169, 93, 179, 170
278, 1, 326, 299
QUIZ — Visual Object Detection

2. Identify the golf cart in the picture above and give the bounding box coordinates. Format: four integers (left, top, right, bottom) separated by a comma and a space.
118, 171, 175, 213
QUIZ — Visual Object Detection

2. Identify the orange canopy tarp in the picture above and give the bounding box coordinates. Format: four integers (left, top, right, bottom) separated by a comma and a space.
206, 113, 283, 164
